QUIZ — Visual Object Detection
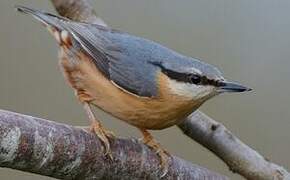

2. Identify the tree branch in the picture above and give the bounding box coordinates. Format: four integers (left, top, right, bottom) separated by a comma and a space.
49, 0, 290, 179
179, 111, 290, 180
0, 109, 227, 180
51, 0, 106, 26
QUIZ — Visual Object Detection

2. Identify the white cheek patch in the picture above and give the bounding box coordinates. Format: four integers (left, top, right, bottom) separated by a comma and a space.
167, 79, 213, 99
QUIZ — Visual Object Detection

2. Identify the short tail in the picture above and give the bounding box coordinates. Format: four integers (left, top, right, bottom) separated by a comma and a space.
15, 5, 67, 31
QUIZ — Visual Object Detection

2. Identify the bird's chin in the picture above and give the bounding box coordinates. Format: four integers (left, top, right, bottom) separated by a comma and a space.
193, 91, 219, 104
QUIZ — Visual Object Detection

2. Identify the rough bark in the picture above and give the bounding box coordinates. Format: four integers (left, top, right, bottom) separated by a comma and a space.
0, 109, 227, 180
49, 0, 290, 179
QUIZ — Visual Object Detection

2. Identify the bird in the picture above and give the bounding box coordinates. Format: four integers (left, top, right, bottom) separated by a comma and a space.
16, 5, 251, 175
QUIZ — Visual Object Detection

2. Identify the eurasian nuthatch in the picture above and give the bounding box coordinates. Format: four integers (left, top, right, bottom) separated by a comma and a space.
16, 6, 251, 175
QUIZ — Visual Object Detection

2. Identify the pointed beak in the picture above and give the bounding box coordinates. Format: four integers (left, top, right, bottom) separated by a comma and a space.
218, 81, 252, 93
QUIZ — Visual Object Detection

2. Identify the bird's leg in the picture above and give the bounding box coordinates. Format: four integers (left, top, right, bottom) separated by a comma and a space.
76, 125, 115, 138
76, 91, 115, 138
139, 128, 171, 176
83, 102, 113, 158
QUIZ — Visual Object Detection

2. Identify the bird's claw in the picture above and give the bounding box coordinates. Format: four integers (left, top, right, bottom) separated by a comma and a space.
141, 136, 171, 177
156, 146, 171, 177
90, 123, 113, 160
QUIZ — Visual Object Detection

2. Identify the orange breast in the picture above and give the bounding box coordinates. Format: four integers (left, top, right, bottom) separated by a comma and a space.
59, 47, 201, 130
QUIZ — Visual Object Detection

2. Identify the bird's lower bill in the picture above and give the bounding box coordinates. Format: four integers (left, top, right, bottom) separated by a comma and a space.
217, 81, 252, 93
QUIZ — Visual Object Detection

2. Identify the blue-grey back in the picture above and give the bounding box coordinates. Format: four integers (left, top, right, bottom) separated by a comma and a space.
93, 26, 223, 93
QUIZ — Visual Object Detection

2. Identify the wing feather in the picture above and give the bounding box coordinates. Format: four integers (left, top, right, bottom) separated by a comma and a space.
64, 23, 158, 97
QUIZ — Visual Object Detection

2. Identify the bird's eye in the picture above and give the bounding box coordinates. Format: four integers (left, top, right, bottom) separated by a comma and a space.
189, 74, 201, 84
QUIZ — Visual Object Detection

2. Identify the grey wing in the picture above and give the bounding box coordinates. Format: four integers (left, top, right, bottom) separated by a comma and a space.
65, 23, 112, 77
65, 23, 159, 97
16, 6, 159, 97
109, 56, 158, 97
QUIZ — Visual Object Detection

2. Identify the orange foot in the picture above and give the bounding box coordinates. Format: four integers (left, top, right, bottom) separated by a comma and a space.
140, 129, 171, 177
90, 121, 114, 159
82, 102, 115, 159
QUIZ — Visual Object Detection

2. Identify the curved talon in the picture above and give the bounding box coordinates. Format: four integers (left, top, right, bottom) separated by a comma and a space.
103, 129, 116, 139
90, 123, 113, 159
139, 129, 171, 177
76, 126, 115, 139
83, 103, 114, 159
159, 150, 171, 177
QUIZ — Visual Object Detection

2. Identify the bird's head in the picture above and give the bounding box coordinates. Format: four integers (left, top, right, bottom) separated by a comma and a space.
153, 57, 251, 102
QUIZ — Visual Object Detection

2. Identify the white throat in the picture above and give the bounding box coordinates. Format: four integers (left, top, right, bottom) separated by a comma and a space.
167, 79, 214, 100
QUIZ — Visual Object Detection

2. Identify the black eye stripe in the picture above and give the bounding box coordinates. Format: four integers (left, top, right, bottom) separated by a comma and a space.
150, 62, 220, 86
151, 62, 192, 83
163, 68, 190, 82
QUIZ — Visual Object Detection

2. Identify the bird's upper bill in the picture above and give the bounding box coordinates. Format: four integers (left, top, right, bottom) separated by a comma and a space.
217, 81, 252, 93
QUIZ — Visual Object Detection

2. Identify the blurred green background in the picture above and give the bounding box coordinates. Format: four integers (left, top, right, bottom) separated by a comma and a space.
1, 0, 290, 179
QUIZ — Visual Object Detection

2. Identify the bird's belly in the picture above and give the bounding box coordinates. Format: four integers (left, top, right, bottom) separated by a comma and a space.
86, 74, 200, 130
91, 97, 197, 130
59, 49, 199, 130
